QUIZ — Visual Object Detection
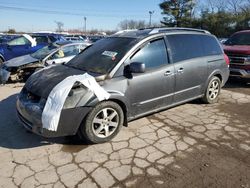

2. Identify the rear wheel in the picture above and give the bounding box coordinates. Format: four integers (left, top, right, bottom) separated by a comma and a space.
78, 101, 124, 144
202, 76, 221, 104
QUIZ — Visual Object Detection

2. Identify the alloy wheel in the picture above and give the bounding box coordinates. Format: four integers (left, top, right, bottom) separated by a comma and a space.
92, 108, 119, 138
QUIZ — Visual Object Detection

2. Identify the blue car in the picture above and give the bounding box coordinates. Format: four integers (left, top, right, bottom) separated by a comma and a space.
0, 33, 65, 65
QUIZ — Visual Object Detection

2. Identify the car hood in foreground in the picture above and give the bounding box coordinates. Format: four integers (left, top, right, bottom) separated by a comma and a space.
5, 55, 39, 67
223, 45, 250, 55
25, 64, 103, 98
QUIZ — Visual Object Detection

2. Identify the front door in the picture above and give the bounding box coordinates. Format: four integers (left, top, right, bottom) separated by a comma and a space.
125, 38, 175, 116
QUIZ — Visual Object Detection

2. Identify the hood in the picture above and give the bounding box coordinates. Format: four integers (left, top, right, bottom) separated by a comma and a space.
25, 64, 103, 98
223, 45, 250, 55
5, 54, 39, 67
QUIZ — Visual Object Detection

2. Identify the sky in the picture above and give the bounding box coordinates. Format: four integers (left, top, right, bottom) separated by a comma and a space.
0, 0, 163, 32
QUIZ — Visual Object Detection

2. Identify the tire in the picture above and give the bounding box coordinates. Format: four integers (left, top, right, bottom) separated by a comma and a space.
78, 101, 124, 144
0, 58, 3, 66
202, 76, 221, 104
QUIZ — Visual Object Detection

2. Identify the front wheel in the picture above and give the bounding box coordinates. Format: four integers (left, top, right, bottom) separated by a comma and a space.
78, 101, 124, 144
202, 76, 221, 104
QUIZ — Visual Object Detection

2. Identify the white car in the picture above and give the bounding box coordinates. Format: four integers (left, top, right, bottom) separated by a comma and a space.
0, 41, 90, 83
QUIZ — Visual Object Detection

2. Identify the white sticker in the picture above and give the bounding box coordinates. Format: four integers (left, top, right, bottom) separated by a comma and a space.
102, 51, 118, 58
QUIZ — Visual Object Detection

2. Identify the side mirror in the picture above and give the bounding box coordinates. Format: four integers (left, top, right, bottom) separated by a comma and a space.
129, 62, 145, 73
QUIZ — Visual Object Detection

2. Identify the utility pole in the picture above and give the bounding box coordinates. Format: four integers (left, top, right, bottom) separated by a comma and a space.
149, 11, 154, 27
84, 17, 87, 33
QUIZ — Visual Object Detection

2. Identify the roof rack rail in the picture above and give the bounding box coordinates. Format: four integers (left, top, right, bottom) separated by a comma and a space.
148, 27, 210, 34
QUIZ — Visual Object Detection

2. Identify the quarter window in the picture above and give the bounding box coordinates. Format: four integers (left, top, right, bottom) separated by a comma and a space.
129, 39, 168, 69
202, 35, 223, 55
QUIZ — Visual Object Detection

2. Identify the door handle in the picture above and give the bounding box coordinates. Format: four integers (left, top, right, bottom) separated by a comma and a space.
164, 71, 172, 76
177, 68, 184, 73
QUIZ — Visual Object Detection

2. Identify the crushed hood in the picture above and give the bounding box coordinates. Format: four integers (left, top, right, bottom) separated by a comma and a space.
25, 64, 102, 98
5, 54, 39, 67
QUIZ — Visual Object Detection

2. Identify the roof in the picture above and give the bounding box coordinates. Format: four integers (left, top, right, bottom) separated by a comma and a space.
112, 27, 210, 39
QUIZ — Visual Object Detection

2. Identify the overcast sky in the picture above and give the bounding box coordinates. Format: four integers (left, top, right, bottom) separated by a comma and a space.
0, 0, 164, 32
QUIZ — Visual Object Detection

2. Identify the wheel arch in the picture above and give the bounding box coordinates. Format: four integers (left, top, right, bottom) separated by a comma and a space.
0, 54, 5, 63
204, 70, 223, 93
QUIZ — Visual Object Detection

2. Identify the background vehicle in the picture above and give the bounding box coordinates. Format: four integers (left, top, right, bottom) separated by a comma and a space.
223, 30, 250, 81
0, 41, 89, 83
0, 33, 65, 65
17, 28, 229, 144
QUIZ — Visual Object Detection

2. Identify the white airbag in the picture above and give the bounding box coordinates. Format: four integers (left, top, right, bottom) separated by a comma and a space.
42, 73, 110, 131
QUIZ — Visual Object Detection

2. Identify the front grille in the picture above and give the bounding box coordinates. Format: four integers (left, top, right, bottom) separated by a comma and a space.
225, 53, 249, 65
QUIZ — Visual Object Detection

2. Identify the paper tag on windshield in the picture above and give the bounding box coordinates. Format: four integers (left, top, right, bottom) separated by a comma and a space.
102, 51, 118, 58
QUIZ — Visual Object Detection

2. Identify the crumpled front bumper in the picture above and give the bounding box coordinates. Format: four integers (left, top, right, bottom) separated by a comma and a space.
16, 96, 92, 138
0, 68, 10, 84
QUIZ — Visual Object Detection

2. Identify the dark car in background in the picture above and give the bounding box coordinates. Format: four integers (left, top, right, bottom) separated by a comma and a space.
0, 33, 65, 65
17, 28, 229, 144
223, 30, 250, 81
0, 41, 89, 83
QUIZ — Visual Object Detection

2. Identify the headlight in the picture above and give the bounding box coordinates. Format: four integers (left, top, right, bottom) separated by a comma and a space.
63, 87, 94, 109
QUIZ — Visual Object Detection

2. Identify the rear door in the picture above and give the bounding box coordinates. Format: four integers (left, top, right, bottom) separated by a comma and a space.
167, 34, 208, 102
125, 37, 175, 116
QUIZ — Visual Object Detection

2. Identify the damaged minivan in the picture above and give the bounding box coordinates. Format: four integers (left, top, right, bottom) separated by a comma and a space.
16, 28, 229, 143
0, 41, 89, 83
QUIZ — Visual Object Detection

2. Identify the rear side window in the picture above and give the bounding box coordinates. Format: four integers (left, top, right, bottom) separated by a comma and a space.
167, 34, 222, 63
202, 35, 223, 56
34, 36, 48, 44
129, 39, 168, 69
167, 34, 204, 63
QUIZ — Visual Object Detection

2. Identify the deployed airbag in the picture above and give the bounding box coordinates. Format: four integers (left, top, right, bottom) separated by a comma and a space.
42, 73, 110, 131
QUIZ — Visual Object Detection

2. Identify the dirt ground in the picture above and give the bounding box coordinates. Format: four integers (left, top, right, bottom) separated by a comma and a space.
0, 80, 249, 188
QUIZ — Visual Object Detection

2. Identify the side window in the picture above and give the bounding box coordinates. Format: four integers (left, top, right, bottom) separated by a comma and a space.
201, 35, 223, 55
129, 39, 168, 69
52, 45, 79, 59
167, 34, 204, 63
7, 37, 30, 46
34, 36, 48, 44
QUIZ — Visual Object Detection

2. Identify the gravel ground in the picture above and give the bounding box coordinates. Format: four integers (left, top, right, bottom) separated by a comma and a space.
0, 80, 249, 188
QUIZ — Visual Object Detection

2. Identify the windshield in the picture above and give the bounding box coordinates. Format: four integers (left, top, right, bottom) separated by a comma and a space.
31, 43, 58, 60
66, 37, 136, 74
224, 32, 250, 46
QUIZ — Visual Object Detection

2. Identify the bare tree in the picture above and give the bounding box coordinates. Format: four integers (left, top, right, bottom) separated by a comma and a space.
118, 20, 146, 30
227, 0, 244, 13
55, 21, 64, 32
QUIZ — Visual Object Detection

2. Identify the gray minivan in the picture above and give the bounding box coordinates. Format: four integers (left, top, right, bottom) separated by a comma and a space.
17, 28, 229, 143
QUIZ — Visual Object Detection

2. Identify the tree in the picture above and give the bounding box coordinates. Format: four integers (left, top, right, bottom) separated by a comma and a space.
55, 21, 64, 32
228, 0, 244, 14
159, 0, 196, 27
118, 20, 146, 30
7, 29, 16, 34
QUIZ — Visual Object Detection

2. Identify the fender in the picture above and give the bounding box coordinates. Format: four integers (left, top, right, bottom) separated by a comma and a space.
0, 53, 5, 62
85, 90, 130, 115
203, 69, 223, 94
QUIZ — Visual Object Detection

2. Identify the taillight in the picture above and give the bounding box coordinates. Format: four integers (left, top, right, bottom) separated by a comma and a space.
224, 54, 230, 66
